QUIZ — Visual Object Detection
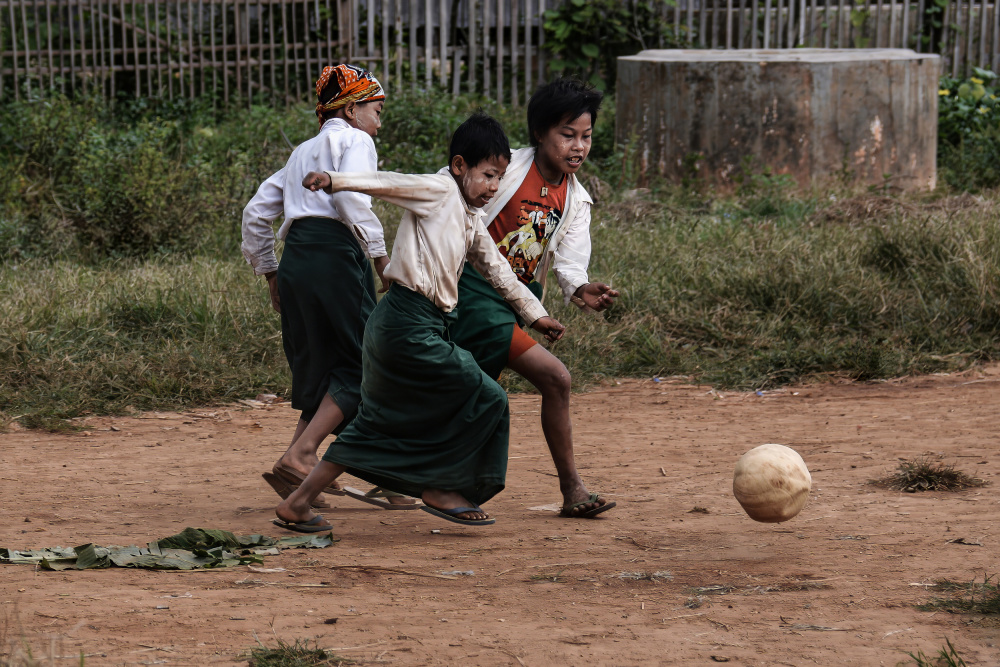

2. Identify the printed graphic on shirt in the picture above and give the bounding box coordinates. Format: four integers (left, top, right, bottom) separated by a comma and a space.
488, 164, 567, 285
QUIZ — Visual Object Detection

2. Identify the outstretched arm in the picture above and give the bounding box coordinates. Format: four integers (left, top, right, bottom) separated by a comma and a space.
303, 170, 452, 219
303, 170, 331, 192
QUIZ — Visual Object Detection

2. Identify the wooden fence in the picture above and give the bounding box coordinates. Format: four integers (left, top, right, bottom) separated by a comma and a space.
1, 0, 998, 106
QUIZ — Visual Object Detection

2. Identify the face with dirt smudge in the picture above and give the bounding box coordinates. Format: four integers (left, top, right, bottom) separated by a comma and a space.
449, 154, 509, 209
341, 100, 384, 138
533, 112, 592, 184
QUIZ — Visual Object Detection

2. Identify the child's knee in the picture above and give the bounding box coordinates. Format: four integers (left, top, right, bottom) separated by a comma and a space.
542, 362, 571, 397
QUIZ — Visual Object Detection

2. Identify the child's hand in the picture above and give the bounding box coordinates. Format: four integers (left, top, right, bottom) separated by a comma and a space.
265, 272, 281, 314
531, 316, 565, 342
575, 282, 619, 311
373, 255, 392, 293
302, 171, 333, 192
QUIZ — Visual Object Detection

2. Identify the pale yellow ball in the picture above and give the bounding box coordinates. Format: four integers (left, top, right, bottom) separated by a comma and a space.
733, 444, 811, 523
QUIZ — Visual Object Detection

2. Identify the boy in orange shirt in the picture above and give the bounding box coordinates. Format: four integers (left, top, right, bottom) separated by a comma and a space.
449, 78, 619, 519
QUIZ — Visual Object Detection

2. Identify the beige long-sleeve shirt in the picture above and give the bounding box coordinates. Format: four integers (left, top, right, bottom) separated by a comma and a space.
323, 167, 548, 326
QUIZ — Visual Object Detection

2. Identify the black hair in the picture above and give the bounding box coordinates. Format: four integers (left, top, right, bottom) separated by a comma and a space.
526, 78, 603, 147
449, 111, 511, 170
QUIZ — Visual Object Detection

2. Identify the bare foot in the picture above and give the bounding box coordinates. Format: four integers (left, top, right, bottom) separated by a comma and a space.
421, 489, 489, 521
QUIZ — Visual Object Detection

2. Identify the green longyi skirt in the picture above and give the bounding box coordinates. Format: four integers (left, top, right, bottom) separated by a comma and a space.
277, 217, 375, 428
323, 284, 510, 506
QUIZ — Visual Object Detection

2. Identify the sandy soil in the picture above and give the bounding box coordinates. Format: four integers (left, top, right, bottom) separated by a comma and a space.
2, 368, 999, 666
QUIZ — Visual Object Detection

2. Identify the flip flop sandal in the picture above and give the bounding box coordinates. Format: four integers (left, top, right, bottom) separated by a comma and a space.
262, 472, 331, 509
344, 486, 421, 510
420, 504, 495, 526
271, 514, 332, 534
560, 493, 617, 519
272, 465, 347, 497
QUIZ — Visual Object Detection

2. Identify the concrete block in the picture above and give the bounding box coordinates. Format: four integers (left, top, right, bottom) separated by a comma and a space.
615, 49, 941, 191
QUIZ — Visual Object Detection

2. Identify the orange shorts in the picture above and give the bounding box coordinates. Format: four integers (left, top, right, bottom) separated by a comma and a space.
508, 325, 538, 363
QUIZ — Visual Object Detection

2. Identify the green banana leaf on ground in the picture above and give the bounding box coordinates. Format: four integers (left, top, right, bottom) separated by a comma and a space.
0, 527, 336, 570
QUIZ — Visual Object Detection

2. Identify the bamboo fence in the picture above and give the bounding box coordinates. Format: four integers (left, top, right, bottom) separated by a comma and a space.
1, 0, 998, 105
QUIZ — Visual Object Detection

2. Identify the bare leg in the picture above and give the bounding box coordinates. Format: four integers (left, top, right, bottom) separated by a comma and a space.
422, 489, 490, 521
274, 393, 345, 489
506, 345, 608, 515
275, 461, 348, 527
273, 394, 413, 506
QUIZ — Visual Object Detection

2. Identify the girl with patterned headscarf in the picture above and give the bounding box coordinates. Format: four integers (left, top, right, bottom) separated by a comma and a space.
241, 64, 413, 510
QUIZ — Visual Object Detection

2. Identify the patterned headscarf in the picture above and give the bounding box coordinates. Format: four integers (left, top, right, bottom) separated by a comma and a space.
315, 64, 385, 127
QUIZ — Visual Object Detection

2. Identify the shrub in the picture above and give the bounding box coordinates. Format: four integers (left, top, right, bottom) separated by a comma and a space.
543, 0, 686, 91
938, 68, 1000, 190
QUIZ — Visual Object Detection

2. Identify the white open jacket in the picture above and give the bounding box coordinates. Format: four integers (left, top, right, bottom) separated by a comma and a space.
482, 147, 595, 307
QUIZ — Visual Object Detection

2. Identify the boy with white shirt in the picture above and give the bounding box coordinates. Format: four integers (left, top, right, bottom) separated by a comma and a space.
241, 64, 410, 508
272, 112, 565, 532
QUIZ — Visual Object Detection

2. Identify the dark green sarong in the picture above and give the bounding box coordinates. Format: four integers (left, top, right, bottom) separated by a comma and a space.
322, 284, 510, 506
277, 217, 375, 429
450, 262, 544, 380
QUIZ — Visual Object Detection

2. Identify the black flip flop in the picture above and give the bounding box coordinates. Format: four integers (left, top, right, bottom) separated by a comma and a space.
271, 514, 332, 534
272, 465, 347, 497
421, 504, 495, 526
560, 494, 617, 518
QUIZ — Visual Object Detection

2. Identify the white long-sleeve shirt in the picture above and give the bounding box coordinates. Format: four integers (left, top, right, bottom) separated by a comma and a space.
482, 147, 594, 306
241, 118, 387, 275
323, 167, 548, 326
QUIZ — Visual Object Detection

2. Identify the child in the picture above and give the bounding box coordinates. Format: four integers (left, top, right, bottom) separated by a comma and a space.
272, 112, 565, 532
241, 64, 410, 509
448, 78, 619, 519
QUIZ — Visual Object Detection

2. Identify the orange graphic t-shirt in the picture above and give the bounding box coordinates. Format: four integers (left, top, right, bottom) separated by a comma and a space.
487, 161, 568, 286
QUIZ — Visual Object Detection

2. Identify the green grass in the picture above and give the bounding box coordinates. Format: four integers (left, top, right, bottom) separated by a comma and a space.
0, 257, 288, 428
4, 185, 1000, 426
904, 638, 968, 667
3, 92, 1000, 425
504, 185, 1000, 392
916, 575, 1000, 615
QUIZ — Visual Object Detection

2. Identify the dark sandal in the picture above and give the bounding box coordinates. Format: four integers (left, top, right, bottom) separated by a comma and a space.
272, 465, 346, 497
344, 486, 421, 510
421, 504, 495, 526
560, 493, 616, 518
271, 514, 332, 534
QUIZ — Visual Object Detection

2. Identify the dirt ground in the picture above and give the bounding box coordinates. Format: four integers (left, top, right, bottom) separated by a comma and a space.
2, 368, 999, 667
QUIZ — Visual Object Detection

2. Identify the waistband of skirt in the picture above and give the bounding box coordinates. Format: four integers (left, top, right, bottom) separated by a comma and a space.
285, 217, 356, 244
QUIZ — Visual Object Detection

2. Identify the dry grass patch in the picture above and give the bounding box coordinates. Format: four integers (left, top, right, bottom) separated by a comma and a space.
247, 639, 355, 667
811, 194, 917, 226
872, 456, 988, 493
